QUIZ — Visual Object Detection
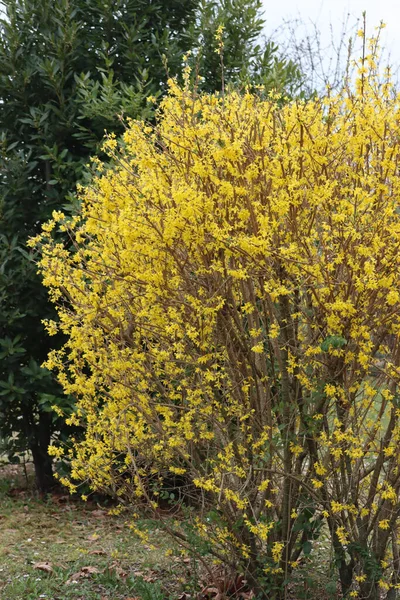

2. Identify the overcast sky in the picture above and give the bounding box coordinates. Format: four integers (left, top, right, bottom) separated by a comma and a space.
263, 0, 400, 86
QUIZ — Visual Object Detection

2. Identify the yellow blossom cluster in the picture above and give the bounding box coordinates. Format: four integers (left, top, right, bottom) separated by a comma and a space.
31, 33, 400, 594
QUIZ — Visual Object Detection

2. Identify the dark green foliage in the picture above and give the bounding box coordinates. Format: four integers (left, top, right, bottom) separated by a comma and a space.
320, 336, 348, 352
0, 0, 199, 491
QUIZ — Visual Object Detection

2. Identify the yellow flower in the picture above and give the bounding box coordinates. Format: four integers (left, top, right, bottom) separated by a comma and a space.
387, 290, 399, 306
272, 542, 284, 563
32, 48, 400, 584
336, 527, 349, 545
324, 384, 336, 397
311, 478, 323, 489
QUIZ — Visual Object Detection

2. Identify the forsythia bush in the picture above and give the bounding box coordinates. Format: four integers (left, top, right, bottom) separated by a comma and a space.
32, 39, 400, 599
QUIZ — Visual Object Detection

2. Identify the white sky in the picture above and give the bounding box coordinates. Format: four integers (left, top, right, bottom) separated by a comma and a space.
263, 0, 400, 87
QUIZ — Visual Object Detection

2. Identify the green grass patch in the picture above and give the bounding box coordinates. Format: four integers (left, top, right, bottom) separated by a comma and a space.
0, 465, 197, 600
0, 464, 343, 599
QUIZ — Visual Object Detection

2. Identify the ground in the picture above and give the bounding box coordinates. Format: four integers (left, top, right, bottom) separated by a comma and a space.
0, 463, 339, 600
0, 464, 196, 600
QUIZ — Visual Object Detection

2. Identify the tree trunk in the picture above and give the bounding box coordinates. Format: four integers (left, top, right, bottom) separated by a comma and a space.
337, 554, 355, 597
31, 442, 55, 493
30, 412, 55, 494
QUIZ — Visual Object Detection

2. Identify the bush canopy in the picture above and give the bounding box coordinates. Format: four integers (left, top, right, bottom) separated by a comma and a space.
33, 40, 400, 599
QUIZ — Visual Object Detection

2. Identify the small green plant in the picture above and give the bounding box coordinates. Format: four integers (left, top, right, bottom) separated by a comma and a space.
129, 577, 166, 600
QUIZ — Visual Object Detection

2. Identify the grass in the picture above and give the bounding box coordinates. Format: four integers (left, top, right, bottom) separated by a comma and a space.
0, 465, 197, 600
0, 463, 342, 600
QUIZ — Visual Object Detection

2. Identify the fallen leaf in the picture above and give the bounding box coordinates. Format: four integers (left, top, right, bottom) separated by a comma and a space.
33, 561, 53, 574
115, 566, 128, 578
239, 591, 255, 600
66, 565, 101, 584
199, 586, 220, 599
56, 494, 70, 502
89, 549, 107, 556
81, 566, 100, 575
91, 509, 107, 518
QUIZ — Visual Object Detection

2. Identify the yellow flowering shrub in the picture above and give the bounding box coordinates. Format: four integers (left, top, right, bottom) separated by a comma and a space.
32, 33, 400, 599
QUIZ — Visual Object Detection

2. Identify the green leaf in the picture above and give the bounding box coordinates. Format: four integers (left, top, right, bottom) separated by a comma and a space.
320, 335, 347, 352
303, 540, 312, 556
